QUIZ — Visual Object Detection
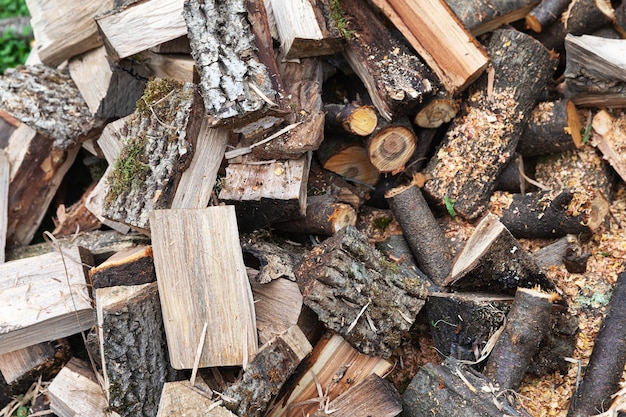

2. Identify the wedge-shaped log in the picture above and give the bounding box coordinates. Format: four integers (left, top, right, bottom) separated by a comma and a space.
250, 278, 302, 346
150, 206, 258, 369
0, 246, 94, 354
96, 0, 187, 61
157, 380, 236, 417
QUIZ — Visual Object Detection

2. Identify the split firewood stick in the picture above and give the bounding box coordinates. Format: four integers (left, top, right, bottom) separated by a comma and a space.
324, 102, 379, 137
567, 271, 626, 417
483, 287, 555, 391
525, 0, 571, 33
367, 117, 418, 174
386, 182, 453, 287
445, 0, 540, 36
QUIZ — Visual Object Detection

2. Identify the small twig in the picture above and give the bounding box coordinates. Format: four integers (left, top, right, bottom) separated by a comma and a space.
346, 300, 370, 334
190, 322, 209, 386
225, 122, 301, 159
248, 81, 278, 107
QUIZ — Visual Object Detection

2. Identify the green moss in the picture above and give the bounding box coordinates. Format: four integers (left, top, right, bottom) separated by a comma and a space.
372, 215, 393, 232
136, 77, 187, 119
329, 0, 354, 39
105, 133, 150, 208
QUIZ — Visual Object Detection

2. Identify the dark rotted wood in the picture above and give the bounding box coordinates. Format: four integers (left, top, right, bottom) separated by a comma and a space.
241, 237, 302, 284
529, 307, 578, 376
567, 271, 626, 417
445, 0, 540, 36
324, 102, 379, 137
518, 99, 582, 156
423, 28, 557, 220
445, 213, 556, 295
222, 326, 312, 417
307, 162, 366, 210
386, 183, 453, 287
493, 187, 609, 238
340, 0, 438, 121
483, 288, 554, 391
366, 117, 418, 174
89, 246, 156, 289
525, 0, 571, 32
403, 359, 530, 417
295, 226, 427, 358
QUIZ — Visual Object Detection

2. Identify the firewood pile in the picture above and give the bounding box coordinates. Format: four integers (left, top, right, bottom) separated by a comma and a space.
2, 0, 626, 416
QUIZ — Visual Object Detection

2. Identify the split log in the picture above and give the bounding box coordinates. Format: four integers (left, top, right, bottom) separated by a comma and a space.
525, 0, 571, 33
295, 226, 427, 358
96, 0, 187, 61
369, 0, 489, 93
25, 0, 113, 66
68, 46, 149, 118
444, 213, 556, 294
157, 380, 235, 417
0, 246, 94, 354
445, 0, 540, 36
567, 271, 626, 417
590, 109, 626, 184
483, 288, 555, 390
311, 374, 402, 417
315, 134, 380, 187
518, 99, 582, 156
0, 65, 102, 150
265, 333, 392, 417
367, 117, 417, 174
324, 102, 378, 137
413, 95, 460, 129
491, 187, 609, 238
269, 0, 343, 59
218, 155, 311, 231
385, 182, 453, 286
48, 357, 121, 417
140, 51, 195, 83
250, 278, 303, 346
340, 0, 438, 121
150, 206, 258, 369
241, 237, 301, 284
423, 28, 557, 220
0, 341, 69, 385
564, 34, 626, 107
223, 326, 312, 417
89, 246, 155, 289
183, 0, 280, 127
0, 150, 6, 262
96, 282, 176, 417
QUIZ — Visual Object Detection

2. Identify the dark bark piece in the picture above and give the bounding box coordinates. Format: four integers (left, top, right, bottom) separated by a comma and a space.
307, 163, 366, 210
241, 238, 300, 284
529, 307, 578, 376
366, 117, 417, 174
96, 282, 178, 417
525, 0, 571, 32
483, 287, 554, 390
445, 0, 541, 36
340, 0, 438, 121
89, 246, 155, 289
493, 187, 609, 238
324, 102, 379, 137
222, 326, 312, 417
386, 183, 453, 287
183, 0, 279, 127
567, 271, 626, 417
0, 65, 102, 150
295, 226, 427, 358
423, 28, 557, 220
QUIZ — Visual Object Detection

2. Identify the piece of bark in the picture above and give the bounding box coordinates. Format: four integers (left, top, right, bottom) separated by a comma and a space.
140, 51, 195, 83
0, 150, 7, 263
223, 326, 312, 417
366, 117, 417, 174
525, 0, 571, 32
591, 109, 626, 184
403, 359, 530, 417
25, 0, 113, 66
445, 0, 540, 36
340, 0, 438, 121
69, 46, 149, 119
241, 238, 301, 284
423, 28, 557, 220
325, 102, 378, 137
265, 332, 392, 417
52, 181, 102, 238
564, 34, 626, 107
414, 95, 460, 129
370, 0, 488, 94
250, 278, 303, 346
0, 65, 102, 150
386, 183, 453, 287
483, 287, 555, 390
102, 79, 202, 232
5, 124, 81, 247
218, 154, 311, 231
445, 213, 556, 295
269, 0, 343, 59
96, 282, 176, 417
89, 246, 155, 289
157, 380, 236, 417
0, 246, 94, 354
491, 187, 608, 238
518, 99, 582, 156
567, 271, 626, 417
150, 206, 258, 369
311, 374, 402, 417
96, 0, 187, 61
315, 133, 380, 187
183, 0, 279, 127
48, 357, 121, 417
295, 226, 427, 358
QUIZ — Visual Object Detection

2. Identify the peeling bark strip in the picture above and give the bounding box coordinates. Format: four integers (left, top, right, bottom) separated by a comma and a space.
295, 226, 427, 358
423, 28, 557, 220
183, 0, 278, 127
0, 65, 101, 150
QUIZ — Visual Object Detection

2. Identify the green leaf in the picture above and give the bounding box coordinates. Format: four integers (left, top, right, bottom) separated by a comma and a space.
444, 195, 456, 217
581, 121, 593, 144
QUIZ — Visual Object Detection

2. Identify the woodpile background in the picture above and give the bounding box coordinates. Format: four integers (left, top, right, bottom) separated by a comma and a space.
1, 0, 626, 416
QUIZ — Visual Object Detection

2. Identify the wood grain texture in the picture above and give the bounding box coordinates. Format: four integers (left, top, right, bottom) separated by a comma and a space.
150, 206, 257, 369
157, 381, 236, 417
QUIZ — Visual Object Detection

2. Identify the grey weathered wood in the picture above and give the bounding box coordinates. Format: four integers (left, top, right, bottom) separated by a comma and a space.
157, 380, 236, 417
0, 343, 56, 384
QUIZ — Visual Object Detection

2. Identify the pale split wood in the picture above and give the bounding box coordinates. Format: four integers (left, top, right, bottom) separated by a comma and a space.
150, 206, 258, 369
0, 150, 7, 263
157, 380, 236, 417
591, 110, 626, 184
140, 51, 195, 83
0, 343, 55, 384
85, 166, 131, 235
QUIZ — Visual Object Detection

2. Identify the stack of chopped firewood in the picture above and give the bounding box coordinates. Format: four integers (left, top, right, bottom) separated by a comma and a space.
1, 0, 626, 416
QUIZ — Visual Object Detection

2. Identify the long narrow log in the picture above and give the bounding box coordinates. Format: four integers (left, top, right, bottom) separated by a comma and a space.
324, 102, 378, 137
525, 0, 571, 33
445, 0, 540, 36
